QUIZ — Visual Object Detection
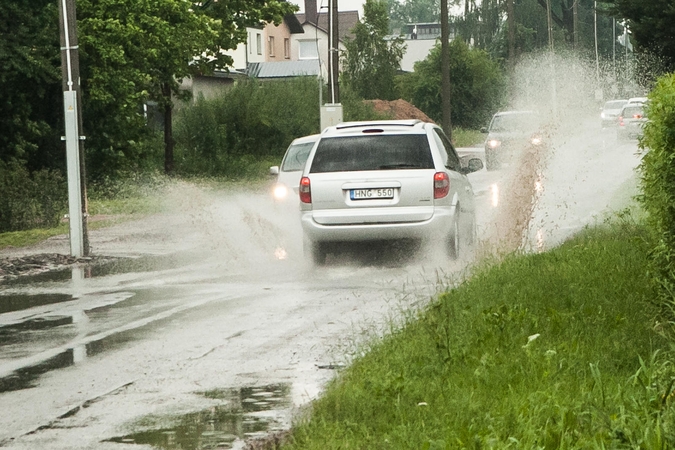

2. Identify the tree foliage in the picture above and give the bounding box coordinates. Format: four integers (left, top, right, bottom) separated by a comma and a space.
386, 0, 443, 32
341, 0, 406, 101
0, 0, 63, 171
598, 0, 675, 71
0, 0, 296, 181
639, 74, 675, 324
456, 0, 617, 61
77, 0, 296, 177
398, 39, 505, 129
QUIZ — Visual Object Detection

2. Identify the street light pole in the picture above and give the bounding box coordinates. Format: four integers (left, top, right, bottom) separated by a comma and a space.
58, 0, 89, 257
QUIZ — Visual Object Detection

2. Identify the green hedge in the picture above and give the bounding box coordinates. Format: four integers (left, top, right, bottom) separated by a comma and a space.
0, 161, 66, 232
639, 73, 675, 324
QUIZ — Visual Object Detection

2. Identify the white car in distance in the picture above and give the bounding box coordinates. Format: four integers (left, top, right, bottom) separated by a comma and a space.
298, 120, 484, 265
270, 134, 320, 202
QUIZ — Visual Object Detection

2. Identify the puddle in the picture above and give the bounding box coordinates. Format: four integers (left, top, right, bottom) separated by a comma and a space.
0, 293, 73, 314
0, 349, 75, 392
107, 384, 292, 449
0, 319, 152, 394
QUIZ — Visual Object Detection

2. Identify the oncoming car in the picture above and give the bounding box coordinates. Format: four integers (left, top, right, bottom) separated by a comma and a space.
269, 134, 320, 202
298, 120, 484, 265
483, 111, 543, 171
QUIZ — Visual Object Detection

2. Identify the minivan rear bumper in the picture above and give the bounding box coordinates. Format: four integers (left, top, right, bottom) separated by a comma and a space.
301, 205, 456, 243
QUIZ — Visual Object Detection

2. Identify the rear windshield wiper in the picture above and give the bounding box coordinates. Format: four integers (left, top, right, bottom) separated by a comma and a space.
378, 163, 423, 169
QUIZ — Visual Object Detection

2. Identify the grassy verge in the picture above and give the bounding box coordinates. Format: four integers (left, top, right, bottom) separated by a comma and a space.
285, 218, 675, 448
452, 128, 487, 148
0, 174, 274, 250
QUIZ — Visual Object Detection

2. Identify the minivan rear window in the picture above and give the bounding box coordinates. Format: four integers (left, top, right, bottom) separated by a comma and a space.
309, 135, 434, 173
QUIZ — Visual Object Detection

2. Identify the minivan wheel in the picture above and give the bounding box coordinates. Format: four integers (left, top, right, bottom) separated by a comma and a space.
448, 214, 460, 260
304, 237, 327, 266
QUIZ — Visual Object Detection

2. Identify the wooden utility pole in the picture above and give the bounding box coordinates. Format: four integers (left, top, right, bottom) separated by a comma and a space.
506, 0, 515, 64
58, 0, 90, 256
546, 0, 553, 51
327, 0, 340, 104
440, 0, 452, 138
573, 0, 579, 49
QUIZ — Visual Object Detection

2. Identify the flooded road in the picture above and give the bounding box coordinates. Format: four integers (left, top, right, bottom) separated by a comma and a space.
0, 119, 642, 449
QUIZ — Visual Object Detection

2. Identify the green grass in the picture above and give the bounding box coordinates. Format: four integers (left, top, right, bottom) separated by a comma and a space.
0, 174, 274, 250
0, 226, 70, 249
452, 128, 487, 148
284, 219, 675, 449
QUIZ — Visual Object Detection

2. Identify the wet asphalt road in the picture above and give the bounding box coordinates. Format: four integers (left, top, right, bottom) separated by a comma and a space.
0, 121, 641, 449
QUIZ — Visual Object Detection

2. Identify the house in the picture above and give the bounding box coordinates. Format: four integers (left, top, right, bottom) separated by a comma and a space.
241, 0, 360, 81
293, 0, 359, 63
181, 3, 360, 98
395, 22, 457, 72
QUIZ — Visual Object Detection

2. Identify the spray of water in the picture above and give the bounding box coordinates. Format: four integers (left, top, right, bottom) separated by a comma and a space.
480, 49, 644, 257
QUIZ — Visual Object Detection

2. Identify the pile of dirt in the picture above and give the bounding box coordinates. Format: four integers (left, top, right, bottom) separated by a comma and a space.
364, 99, 435, 123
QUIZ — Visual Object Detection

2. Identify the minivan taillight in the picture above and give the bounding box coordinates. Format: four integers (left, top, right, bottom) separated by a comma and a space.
434, 172, 450, 199
299, 177, 312, 203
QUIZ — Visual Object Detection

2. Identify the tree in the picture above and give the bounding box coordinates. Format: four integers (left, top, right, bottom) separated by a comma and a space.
598, 0, 675, 71
0, 0, 63, 171
386, 0, 441, 32
341, 0, 406, 101
76, 0, 295, 178
398, 39, 505, 129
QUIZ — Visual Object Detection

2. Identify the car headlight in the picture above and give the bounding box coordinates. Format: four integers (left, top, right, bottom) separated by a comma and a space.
530, 137, 542, 146
487, 139, 501, 149
601, 112, 606, 119
273, 183, 288, 200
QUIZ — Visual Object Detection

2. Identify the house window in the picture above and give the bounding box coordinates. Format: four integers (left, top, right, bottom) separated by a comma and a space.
248, 32, 252, 54
284, 38, 290, 59
298, 40, 318, 60
268, 36, 275, 57
256, 33, 262, 55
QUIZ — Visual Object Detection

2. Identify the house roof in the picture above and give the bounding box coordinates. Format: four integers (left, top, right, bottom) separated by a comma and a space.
247, 60, 320, 78
295, 10, 360, 41
284, 13, 304, 34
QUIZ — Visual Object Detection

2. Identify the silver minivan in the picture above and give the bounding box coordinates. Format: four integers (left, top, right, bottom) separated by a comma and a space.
298, 120, 483, 264
270, 134, 320, 202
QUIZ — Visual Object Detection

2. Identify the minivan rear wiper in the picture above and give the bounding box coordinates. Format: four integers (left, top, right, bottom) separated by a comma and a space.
378, 163, 423, 169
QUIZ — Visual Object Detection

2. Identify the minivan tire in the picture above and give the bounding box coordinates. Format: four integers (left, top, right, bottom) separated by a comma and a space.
448, 213, 460, 260
304, 237, 327, 266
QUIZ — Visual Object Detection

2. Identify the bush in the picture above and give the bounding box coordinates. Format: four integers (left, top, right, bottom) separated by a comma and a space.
0, 161, 67, 232
173, 77, 321, 177
396, 39, 506, 129
639, 73, 675, 327
173, 78, 396, 179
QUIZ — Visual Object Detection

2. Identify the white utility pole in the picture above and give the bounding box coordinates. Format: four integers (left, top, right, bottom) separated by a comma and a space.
58, 0, 89, 257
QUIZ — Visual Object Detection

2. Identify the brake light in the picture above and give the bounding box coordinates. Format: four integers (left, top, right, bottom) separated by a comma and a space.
434, 172, 450, 199
299, 177, 311, 203
618, 116, 624, 126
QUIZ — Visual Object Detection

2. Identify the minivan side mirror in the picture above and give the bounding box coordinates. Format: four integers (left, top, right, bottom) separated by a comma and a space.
269, 166, 280, 176
459, 157, 484, 174
480, 127, 488, 134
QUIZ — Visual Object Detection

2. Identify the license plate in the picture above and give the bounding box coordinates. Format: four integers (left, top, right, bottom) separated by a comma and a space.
350, 188, 394, 200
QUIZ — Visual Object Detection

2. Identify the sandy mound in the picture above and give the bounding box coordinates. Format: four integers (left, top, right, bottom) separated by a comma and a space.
365, 99, 435, 123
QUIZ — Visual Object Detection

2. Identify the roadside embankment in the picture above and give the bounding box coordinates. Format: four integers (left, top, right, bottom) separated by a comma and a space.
282, 218, 675, 448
